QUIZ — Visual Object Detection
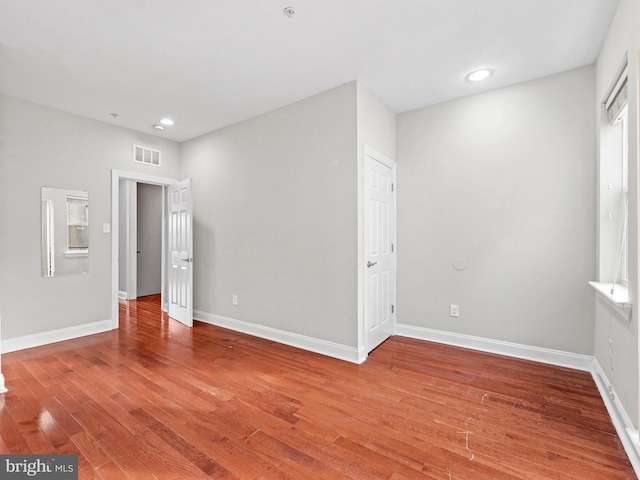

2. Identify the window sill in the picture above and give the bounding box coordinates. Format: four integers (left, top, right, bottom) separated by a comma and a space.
589, 281, 632, 320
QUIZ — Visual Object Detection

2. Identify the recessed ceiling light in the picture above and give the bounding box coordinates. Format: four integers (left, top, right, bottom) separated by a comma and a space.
153, 124, 165, 130
160, 118, 174, 126
466, 69, 492, 82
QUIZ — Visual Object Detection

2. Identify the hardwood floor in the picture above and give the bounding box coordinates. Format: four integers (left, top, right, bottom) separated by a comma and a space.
0, 295, 635, 479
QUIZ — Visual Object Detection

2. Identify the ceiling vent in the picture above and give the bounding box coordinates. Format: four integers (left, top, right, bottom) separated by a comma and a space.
133, 145, 161, 167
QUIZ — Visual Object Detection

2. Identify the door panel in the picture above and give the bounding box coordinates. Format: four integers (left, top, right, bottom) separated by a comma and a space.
168, 179, 193, 327
364, 148, 396, 352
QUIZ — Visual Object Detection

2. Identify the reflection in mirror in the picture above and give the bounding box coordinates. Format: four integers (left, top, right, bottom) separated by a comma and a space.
41, 187, 89, 277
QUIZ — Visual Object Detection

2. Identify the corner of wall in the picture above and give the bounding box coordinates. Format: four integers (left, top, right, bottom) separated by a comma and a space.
591, 357, 640, 476
355, 84, 397, 353
396, 322, 640, 476
593, 0, 640, 438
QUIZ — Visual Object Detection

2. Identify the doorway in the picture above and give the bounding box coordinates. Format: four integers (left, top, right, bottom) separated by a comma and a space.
110, 170, 186, 329
118, 181, 163, 300
363, 146, 397, 353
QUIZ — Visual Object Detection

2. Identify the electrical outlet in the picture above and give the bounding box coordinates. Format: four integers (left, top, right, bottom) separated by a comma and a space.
449, 304, 460, 317
232, 295, 238, 306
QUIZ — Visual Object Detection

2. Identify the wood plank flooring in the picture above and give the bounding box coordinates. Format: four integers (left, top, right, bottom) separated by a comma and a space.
0, 295, 635, 479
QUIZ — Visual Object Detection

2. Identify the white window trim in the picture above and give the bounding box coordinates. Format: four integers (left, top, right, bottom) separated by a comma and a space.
589, 281, 631, 321
66, 194, 89, 255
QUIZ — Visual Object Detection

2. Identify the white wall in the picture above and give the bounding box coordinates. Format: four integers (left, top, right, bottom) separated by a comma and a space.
594, 0, 640, 427
0, 95, 180, 340
181, 82, 359, 347
356, 84, 397, 162
396, 66, 596, 354
356, 84, 397, 349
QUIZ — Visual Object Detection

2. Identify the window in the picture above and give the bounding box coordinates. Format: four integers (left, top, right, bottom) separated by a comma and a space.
590, 62, 630, 315
618, 106, 628, 284
604, 66, 628, 286
66, 195, 88, 254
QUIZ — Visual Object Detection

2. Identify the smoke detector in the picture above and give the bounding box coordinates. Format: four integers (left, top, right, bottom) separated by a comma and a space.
283, 6, 295, 18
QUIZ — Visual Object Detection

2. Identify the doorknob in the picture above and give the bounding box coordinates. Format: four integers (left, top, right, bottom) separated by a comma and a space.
181, 257, 193, 263
367, 261, 377, 268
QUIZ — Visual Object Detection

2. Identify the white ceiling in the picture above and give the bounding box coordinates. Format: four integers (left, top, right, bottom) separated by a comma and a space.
0, 0, 618, 142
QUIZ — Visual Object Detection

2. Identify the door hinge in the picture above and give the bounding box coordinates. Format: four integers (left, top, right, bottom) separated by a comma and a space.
392, 183, 395, 192
391, 305, 395, 314
391, 243, 394, 253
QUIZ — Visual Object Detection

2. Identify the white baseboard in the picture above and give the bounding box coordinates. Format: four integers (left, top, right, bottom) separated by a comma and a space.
1, 320, 113, 354
591, 358, 640, 476
395, 323, 593, 371
0, 373, 6, 393
118, 290, 127, 300
194, 310, 365, 364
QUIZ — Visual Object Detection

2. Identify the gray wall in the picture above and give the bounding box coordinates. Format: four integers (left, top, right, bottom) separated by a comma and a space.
0, 95, 180, 340
356, 84, 397, 162
136, 183, 163, 297
181, 82, 359, 347
594, 0, 639, 427
397, 66, 596, 354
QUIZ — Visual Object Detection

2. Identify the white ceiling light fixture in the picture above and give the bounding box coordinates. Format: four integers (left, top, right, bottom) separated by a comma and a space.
466, 69, 493, 82
153, 124, 165, 130
160, 118, 174, 126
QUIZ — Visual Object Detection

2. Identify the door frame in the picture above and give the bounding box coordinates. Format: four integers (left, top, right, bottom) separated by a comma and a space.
361, 145, 398, 355
122, 180, 137, 300
110, 169, 177, 329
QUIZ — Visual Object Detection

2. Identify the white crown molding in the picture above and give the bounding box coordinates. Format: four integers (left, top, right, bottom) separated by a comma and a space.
194, 310, 365, 364
1, 320, 112, 354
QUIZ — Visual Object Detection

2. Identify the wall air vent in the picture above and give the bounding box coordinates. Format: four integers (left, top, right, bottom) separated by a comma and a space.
133, 145, 161, 167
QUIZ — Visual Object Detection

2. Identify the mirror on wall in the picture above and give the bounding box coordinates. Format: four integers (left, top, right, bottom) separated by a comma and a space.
41, 187, 89, 277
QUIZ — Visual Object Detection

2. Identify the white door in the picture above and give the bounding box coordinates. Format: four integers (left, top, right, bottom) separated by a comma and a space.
168, 179, 193, 327
364, 147, 396, 352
